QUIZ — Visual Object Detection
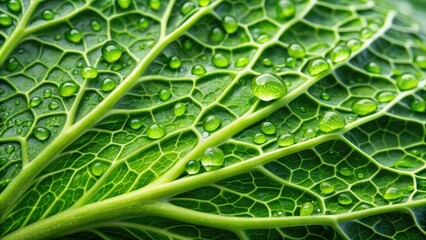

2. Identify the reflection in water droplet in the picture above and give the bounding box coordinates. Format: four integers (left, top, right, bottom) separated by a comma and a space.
253, 133, 266, 145
42, 9, 54, 20
173, 102, 186, 117
81, 67, 98, 79
90, 20, 102, 32
276, 0, 296, 19
300, 202, 314, 216
33, 127, 51, 140
397, 73, 418, 91
212, 53, 229, 68
222, 15, 238, 34
158, 89, 171, 101
383, 187, 403, 202
91, 161, 107, 176
318, 110, 345, 133
185, 160, 200, 174
287, 43, 305, 59
129, 118, 143, 130
169, 56, 182, 69
203, 115, 221, 132
146, 123, 165, 139
102, 41, 122, 63
100, 78, 116, 92
308, 58, 329, 76
320, 181, 334, 195
250, 73, 287, 101
201, 147, 224, 172
191, 64, 206, 75
65, 29, 83, 43
59, 81, 79, 97
330, 46, 351, 63
351, 99, 377, 116
260, 122, 276, 135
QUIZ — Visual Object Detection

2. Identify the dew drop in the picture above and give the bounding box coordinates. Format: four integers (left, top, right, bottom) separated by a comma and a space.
5, 144, 15, 154
308, 58, 329, 76
376, 91, 396, 103
138, 17, 150, 29
346, 38, 362, 51
253, 133, 266, 144
338, 193, 352, 205
397, 73, 418, 90
256, 34, 270, 43
318, 110, 345, 133
285, 57, 296, 68
0, 13, 13, 27
365, 62, 381, 74
410, 98, 425, 112
300, 202, 314, 216
90, 20, 102, 32
276, 0, 296, 19
339, 167, 352, 177
0, 157, 7, 166
146, 122, 165, 139
180, 2, 196, 15
209, 27, 224, 43
203, 115, 221, 132
250, 73, 287, 101
128, 118, 143, 130
169, 56, 182, 69
158, 89, 171, 101
201, 147, 224, 171
320, 181, 334, 195
149, 0, 161, 10
287, 43, 305, 59
356, 173, 365, 179
260, 122, 276, 135
303, 128, 316, 139
42, 9, 54, 20
414, 55, 426, 69
29, 96, 42, 107
383, 187, 403, 202
91, 161, 107, 176
330, 46, 351, 63
320, 92, 330, 100
43, 89, 52, 98
65, 29, 83, 43
48, 101, 60, 110
33, 127, 51, 141
81, 66, 98, 79
7, 0, 21, 12
117, 0, 131, 9
102, 41, 122, 63
6, 57, 19, 71
198, 0, 210, 7
212, 53, 229, 68
191, 64, 206, 75
262, 58, 272, 67
351, 99, 377, 116
222, 15, 238, 34
277, 133, 295, 147
235, 57, 249, 67
59, 81, 78, 97
100, 78, 116, 92
72, 174, 82, 187
185, 160, 200, 174
173, 102, 186, 117
360, 28, 373, 39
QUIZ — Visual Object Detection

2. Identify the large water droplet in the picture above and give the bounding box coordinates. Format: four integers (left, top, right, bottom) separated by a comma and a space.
169, 56, 182, 69
0, 14, 13, 27
276, 0, 296, 19
100, 78, 116, 92
351, 99, 377, 116
91, 161, 107, 176
102, 41, 122, 63
90, 20, 102, 32
260, 122, 276, 135
81, 66, 98, 79
65, 29, 83, 43
222, 15, 238, 34
320, 181, 334, 195
330, 46, 351, 63
397, 73, 418, 90
411, 98, 426, 112
365, 62, 381, 74
158, 89, 171, 101
203, 115, 221, 132
29, 96, 42, 107
250, 73, 287, 101
338, 193, 352, 205
300, 202, 314, 216
277, 133, 295, 147
287, 43, 305, 59
210, 27, 224, 43
253, 133, 266, 144
33, 127, 51, 141
146, 123, 165, 139
383, 187, 403, 202
180, 2, 195, 15
7, 0, 21, 12
117, 0, 131, 9
149, 0, 161, 10
318, 110, 345, 133
212, 53, 229, 68
308, 58, 329, 76
59, 81, 78, 97
128, 118, 143, 130
191, 64, 206, 75
201, 147, 224, 171
42, 9, 54, 20
185, 160, 200, 174
173, 102, 186, 117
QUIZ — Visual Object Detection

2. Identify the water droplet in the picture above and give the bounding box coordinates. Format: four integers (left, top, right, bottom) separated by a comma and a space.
210, 27, 224, 43
330, 46, 351, 63
300, 202, 314, 216
173, 102, 186, 117
360, 28, 373, 39
357, 173, 365, 179
71, 174, 82, 187
77, 63, 84, 68
7, 0, 21, 12
397, 73, 418, 90
376, 91, 396, 103
29, 96, 42, 107
339, 167, 352, 177
203, 115, 221, 132
138, 17, 150, 29
180, 2, 195, 15
262, 58, 272, 67
320, 181, 334, 195
90, 20, 102, 32
55, 34, 62, 40
285, 57, 296, 68
158, 89, 171, 101
250, 73, 287, 101
222, 15, 238, 34
169, 56, 182, 69
81, 66, 98, 79
273, 211, 284, 217
201, 147, 224, 171
253, 133, 266, 144
0, 13, 13, 27
260, 122, 276, 135
303, 128, 316, 139
91, 161, 107, 176
185, 160, 200, 174
183, 39, 192, 50
383, 187, 403, 202
276, 0, 296, 19
277, 133, 295, 147
191, 64, 206, 75
59, 81, 78, 97
43, 89, 52, 98
65, 29, 83, 43
48, 101, 60, 110
318, 110, 345, 133
129, 118, 143, 130
288, 43, 305, 59
235, 57, 249, 67
42, 9, 54, 20
411, 98, 426, 112
146, 122, 165, 139
149, 0, 161, 10
365, 62, 381, 74
338, 193, 353, 205
198, 0, 210, 7
212, 53, 229, 68
5, 144, 15, 154
100, 78, 116, 92
414, 55, 426, 69
33, 127, 51, 141
351, 99, 377, 116
0, 157, 7, 166
256, 34, 270, 43
308, 58, 329, 76
346, 38, 362, 51
320, 92, 330, 100
102, 41, 122, 63
6, 57, 19, 71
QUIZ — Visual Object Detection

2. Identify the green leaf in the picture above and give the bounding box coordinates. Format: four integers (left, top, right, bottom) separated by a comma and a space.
1, 0, 426, 239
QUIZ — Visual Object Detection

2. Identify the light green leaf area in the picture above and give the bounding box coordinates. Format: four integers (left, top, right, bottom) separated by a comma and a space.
0, 0, 426, 239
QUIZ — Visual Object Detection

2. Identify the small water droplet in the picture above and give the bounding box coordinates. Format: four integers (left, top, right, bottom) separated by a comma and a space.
320, 181, 334, 195
29, 97, 42, 107
235, 57, 249, 67
191, 64, 206, 75
33, 127, 51, 140
356, 173, 365, 179
102, 41, 122, 63
330, 46, 351, 63
262, 58, 272, 67
198, 0, 210, 7
376, 91, 396, 103
365, 62, 381, 74
90, 20, 102, 31
59, 81, 79, 97
100, 78, 116, 92
222, 15, 238, 34
48, 101, 60, 110
277, 133, 295, 147
42, 9, 54, 20
288, 43, 305, 59
91, 161, 107, 176
212, 53, 229, 68
260, 122, 276, 135
185, 160, 200, 174
411, 98, 426, 112
72, 174, 82, 187
146, 122, 165, 139
253, 133, 266, 144
201, 147, 224, 171
203, 115, 221, 132
300, 202, 314, 216
250, 73, 287, 101
320, 92, 330, 100
158, 89, 171, 101
43, 89, 52, 98
6, 0, 21, 12
339, 167, 352, 177
351, 99, 377, 116
169, 56, 182, 69
318, 110, 345, 133
397, 73, 418, 90
276, 0, 296, 19
308, 58, 329, 76
414, 55, 426, 69
0, 13, 13, 27
149, 0, 161, 10
65, 29, 83, 43
6, 57, 19, 71
173, 102, 186, 117
383, 187, 403, 202
346, 38, 362, 51
209, 27, 224, 43
256, 33, 270, 43
138, 17, 150, 29
180, 2, 195, 15
81, 66, 98, 79
360, 28, 373, 39
285, 57, 296, 68
303, 128, 316, 139
128, 118, 143, 130
5, 144, 15, 154
338, 193, 352, 205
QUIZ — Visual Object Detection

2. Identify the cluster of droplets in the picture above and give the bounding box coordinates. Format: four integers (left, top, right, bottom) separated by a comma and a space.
185, 147, 225, 175
0, 0, 22, 28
